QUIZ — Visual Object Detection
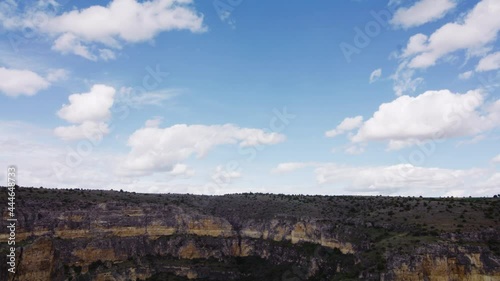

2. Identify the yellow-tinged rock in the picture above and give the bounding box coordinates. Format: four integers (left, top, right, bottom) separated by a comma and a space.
15, 237, 55, 281
58, 214, 85, 222
186, 218, 234, 237
106, 226, 146, 237
72, 247, 117, 265
147, 225, 177, 237
392, 254, 500, 281
320, 237, 354, 254
187, 270, 198, 279
95, 272, 116, 281
55, 229, 90, 239
179, 241, 203, 259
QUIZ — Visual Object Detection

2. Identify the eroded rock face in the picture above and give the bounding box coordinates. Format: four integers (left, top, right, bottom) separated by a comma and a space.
383, 244, 500, 281
0, 188, 499, 280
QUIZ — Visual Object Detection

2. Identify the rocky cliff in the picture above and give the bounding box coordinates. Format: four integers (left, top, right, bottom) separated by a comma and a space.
1, 187, 499, 280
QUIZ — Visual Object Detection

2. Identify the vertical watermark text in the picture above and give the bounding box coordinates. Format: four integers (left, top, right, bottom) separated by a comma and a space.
6, 165, 17, 274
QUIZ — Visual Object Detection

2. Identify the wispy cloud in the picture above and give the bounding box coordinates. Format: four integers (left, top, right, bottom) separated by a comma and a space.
117, 87, 180, 107
369, 68, 382, 83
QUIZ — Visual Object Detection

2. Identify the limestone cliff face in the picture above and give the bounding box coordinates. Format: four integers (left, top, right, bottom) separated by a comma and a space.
1, 202, 354, 280
0, 188, 499, 280
0, 204, 352, 255
383, 243, 500, 281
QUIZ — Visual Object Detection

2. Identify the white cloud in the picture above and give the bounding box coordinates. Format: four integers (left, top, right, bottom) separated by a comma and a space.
99, 48, 116, 61
117, 87, 178, 107
47, 0, 206, 41
0, 120, 125, 189
118, 122, 286, 176
54, 121, 110, 141
402, 34, 429, 57
472, 172, 500, 195
272, 161, 493, 196
315, 163, 478, 191
273, 162, 500, 196
1, 119, 498, 197
348, 89, 500, 149
459, 70, 474, 80
52, 32, 97, 60
391, 0, 456, 29
476, 51, 500, 72
0, 1, 19, 30
46, 68, 68, 82
492, 154, 500, 163
403, 0, 500, 69
369, 68, 382, 83
325, 116, 363, 138
0, 121, 206, 193
212, 165, 241, 182
55, 84, 116, 141
170, 163, 195, 177
391, 60, 424, 96
57, 84, 116, 124
144, 117, 163, 128
3, 0, 206, 60
0, 67, 50, 97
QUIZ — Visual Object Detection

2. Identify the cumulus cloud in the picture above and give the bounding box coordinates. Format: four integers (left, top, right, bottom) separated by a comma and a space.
471, 172, 500, 195
118, 122, 286, 176
315, 163, 477, 191
476, 51, 500, 72
402, 34, 428, 57
345, 89, 500, 150
55, 84, 116, 141
402, 0, 500, 69
54, 121, 110, 141
57, 84, 116, 123
325, 116, 363, 138
1, 119, 497, 197
0, 67, 50, 97
1, 0, 206, 60
391, 0, 456, 29
0, 121, 214, 193
369, 68, 382, 83
0, 120, 126, 189
272, 161, 494, 196
170, 163, 195, 177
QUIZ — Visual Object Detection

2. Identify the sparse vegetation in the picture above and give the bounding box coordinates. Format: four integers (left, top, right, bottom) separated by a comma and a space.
1, 186, 499, 280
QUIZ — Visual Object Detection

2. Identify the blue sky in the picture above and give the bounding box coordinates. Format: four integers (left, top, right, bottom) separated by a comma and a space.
0, 0, 499, 196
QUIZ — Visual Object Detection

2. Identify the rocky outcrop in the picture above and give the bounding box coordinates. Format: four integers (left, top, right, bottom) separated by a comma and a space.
383, 244, 500, 281
0, 188, 499, 280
